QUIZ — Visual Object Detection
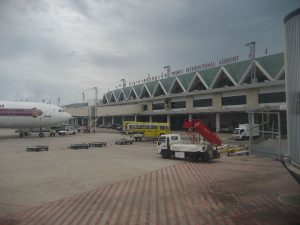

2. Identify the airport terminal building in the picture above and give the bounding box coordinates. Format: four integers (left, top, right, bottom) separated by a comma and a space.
64, 52, 286, 132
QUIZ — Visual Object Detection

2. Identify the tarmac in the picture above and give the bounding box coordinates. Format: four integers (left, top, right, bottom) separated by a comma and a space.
0, 128, 299, 225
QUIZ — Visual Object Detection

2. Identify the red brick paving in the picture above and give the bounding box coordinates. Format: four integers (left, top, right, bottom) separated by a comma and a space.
1, 155, 300, 225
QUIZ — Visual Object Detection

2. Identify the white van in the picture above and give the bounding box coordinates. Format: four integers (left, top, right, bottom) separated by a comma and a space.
233, 124, 260, 140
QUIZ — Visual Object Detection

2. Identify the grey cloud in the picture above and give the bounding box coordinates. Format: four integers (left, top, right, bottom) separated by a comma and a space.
87, 51, 133, 68
0, 0, 299, 104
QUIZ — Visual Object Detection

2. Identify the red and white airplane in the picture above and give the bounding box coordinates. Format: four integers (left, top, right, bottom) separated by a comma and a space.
0, 101, 72, 137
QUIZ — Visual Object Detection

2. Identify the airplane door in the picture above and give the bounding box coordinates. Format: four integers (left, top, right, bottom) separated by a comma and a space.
42, 106, 52, 126
44, 106, 51, 117
7, 106, 15, 127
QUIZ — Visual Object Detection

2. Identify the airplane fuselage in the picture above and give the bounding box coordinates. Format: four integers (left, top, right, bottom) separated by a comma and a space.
0, 101, 72, 128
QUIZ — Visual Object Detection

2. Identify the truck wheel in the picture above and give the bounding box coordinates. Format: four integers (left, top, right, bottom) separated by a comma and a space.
19, 133, 24, 138
190, 152, 199, 162
204, 152, 211, 162
161, 150, 171, 159
39, 132, 44, 138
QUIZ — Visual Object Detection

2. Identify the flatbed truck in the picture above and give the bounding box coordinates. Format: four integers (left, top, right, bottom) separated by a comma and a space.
156, 119, 221, 162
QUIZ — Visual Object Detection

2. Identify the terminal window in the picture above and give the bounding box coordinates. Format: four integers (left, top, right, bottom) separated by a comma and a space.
152, 103, 165, 110
143, 104, 148, 111
222, 95, 246, 106
193, 98, 212, 107
171, 101, 186, 109
258, 92, 286, 103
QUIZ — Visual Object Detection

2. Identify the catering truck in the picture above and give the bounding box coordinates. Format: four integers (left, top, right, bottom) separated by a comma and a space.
232, 124, 260, 140
156, 120, 221, 162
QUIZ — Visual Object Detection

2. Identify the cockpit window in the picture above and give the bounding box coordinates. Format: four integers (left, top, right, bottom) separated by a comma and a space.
58, 109, 64, 112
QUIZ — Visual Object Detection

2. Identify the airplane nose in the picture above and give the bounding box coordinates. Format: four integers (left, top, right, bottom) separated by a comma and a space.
65, 112, 72, 120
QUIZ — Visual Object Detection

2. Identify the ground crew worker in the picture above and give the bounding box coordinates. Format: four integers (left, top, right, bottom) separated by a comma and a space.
50, 129, 56, 137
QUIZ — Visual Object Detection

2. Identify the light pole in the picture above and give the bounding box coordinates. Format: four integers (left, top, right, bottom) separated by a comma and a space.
82, 92, 85, 103
245, 41, 257, 83
163, 65, 171, 77
120, 79, 126, 88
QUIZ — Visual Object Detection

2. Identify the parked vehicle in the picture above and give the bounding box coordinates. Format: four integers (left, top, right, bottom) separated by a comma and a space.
115, 132, 134, 145
233, 124, 260, 140
58, 128, 77, 135
122, 121, 170, 140
121, 131, 143, 142
157, 134, 220, 162
112, 123, 122, 129
105, 123, 112, 128
116, 125, 123, 131
157, 119, 221, 162
16, 127, 55, 137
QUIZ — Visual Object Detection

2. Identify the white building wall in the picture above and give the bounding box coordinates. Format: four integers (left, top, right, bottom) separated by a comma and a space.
64, 107, 89, 117
96, 103, 140, 117
285, 9, 300, 165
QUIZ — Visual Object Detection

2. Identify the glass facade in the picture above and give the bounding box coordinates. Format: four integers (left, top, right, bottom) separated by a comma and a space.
193, 98, 212, 107
171, 101, 186, 109
258, 92, 286, 103
222, 95, 246, 106
152, 103, 165, 110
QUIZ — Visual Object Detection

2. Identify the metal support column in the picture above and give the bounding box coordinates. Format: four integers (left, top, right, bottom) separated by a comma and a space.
248, 113, 253, 154
111, 117, 114, 125
216, 113, 221, 133
278, 112, 282, 160
245, 41, 257, 83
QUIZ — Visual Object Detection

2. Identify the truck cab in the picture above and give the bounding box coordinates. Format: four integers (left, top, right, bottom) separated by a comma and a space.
157, 134, 181, 153
233, 127, 246, 140
233, 124, 260, 140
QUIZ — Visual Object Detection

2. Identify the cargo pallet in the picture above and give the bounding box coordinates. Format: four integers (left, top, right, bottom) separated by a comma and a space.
26, 146, 49, 152
115, 139, 133, 145
70, 144, 89, 149
88, 142, 107, 147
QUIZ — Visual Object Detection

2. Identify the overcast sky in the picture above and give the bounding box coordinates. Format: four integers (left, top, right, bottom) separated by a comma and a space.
0, 0, 298, 105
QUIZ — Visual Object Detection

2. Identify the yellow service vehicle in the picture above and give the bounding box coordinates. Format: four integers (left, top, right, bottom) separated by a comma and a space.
123, 121, 170, 140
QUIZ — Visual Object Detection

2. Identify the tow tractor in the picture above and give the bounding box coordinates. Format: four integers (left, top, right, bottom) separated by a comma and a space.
157, 119, 221, 162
